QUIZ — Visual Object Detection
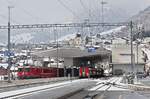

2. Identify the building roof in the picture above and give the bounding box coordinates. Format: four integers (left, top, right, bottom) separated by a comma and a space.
0, 63, 8, 69
32, 47, 111, 58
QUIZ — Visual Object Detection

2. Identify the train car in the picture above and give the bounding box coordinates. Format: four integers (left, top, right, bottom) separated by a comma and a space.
65, 67, 79, 77
79, 67, 90, 78
96, 68, 104, 78
79, 67, 104, 78
73, 68, 79, 77
17, 66, 59, 79
58, 68, 64, 77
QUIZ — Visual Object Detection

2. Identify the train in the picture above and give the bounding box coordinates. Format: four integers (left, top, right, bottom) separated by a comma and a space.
17, 65, 104, 79
17, 66, 60, 79
79, 66, 104, 78
17, 66, 79, 79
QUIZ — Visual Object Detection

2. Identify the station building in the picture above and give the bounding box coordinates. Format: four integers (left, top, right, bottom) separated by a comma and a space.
32, 47, 111, 69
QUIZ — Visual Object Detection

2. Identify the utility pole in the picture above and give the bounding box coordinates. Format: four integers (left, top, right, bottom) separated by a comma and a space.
136, 42, 139, 64
54, 29, 56, 44
130, 21, 134, 73
7, 6, 13, 83
56, 29, 59, 77
130, 21, 136, 84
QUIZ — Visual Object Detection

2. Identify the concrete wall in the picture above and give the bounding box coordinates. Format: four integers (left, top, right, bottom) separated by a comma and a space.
112, 44, 144, 64
112, 64, 145, 74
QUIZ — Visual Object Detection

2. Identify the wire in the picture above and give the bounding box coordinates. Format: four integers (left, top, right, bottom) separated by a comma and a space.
17, 7, 42, 23
80, 0, 88, 13
5, 0, 46, 23
57, 0, 79, 19
80, 0, 100, 22
0, 14, 7, 20
0, 13, 20, 24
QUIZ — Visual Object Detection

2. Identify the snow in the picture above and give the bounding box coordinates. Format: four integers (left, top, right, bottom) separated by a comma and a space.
0, 63, 8, 69
58, 33, 76, 41
11, 33, 34, 44
90, 77, 128, 91
0, 42, 6, 46
141, 47, 150, 60
100, 26, 126, 35
0, 79, 87, 98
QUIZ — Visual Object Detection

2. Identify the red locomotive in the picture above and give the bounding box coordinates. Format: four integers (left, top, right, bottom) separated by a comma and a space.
79, 67, 104, 78
79, 66, 104, 78
17, 66, 64, 79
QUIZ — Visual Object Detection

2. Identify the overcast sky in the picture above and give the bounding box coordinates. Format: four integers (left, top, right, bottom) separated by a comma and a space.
0, 0, 150, 25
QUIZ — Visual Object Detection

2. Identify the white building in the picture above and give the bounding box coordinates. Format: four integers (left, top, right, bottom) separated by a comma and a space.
111, 44, 145, 75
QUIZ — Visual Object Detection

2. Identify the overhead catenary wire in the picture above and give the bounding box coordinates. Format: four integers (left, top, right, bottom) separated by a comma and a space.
0, 13, 20, 24
79, 0, 99, 22
5, 0, 47, 23
0, 14, 8, 20
0, 0, 20, 24
17, 7, 41, 23
80, 0, 89, 14
57, 0, 80, 19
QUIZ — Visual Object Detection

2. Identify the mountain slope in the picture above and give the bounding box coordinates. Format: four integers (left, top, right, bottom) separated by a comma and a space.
130, 6, 150, 33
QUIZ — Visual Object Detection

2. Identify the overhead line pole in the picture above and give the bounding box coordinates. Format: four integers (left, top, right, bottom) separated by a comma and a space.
7, 6, 13, 83
101, 0, 104, 24
130, 21, 134, 73
55, 29, 59, 77
101, 0, 107, 31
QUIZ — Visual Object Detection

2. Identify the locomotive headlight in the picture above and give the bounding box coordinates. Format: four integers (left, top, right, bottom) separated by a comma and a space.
87, 73, 89, 76
79, 73, 81, 76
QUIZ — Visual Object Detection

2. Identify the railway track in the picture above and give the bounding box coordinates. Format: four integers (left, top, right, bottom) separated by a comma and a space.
83, 77, 120, 99
94, 78, 120, 99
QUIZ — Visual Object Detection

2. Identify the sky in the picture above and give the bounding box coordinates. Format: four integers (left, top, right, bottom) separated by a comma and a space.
0, 0, 150, 25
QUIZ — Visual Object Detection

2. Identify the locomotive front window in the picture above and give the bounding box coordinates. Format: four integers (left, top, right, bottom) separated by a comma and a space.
25, 68, 30, 72
18, 68, 22, 72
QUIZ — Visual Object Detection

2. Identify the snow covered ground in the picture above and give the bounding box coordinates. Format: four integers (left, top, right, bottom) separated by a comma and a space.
90, 77, 128, 91
0, 79, 88, 98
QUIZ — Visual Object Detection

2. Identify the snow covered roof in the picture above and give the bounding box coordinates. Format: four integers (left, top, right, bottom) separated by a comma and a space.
0, 63, 8, 69
33, 47, 111, 58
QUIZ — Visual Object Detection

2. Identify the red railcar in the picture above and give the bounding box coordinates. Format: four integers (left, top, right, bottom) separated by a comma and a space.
17, 66, 63, 79
79, 67, 104, 78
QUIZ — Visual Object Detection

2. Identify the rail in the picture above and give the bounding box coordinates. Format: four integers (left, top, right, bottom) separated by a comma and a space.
83, 77, 119, 99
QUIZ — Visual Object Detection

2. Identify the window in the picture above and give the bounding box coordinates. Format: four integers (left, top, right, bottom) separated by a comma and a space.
18, 68, 22, 72
25, 68, 30, 72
